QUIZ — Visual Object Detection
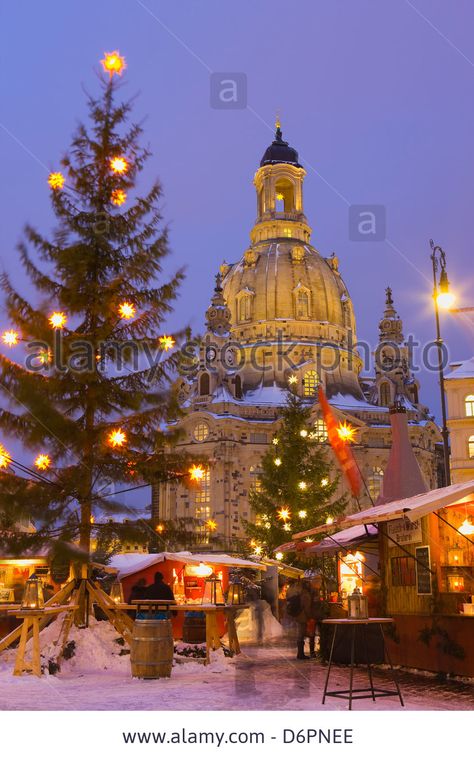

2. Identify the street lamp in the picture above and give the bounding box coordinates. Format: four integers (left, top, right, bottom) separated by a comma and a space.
430, 239, 454, 486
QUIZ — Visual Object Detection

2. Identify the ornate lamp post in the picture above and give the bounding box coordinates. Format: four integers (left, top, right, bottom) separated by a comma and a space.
430, 239, 455, 486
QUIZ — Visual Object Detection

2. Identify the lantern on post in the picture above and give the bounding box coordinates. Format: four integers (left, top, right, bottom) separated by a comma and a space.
227, 581, 244, 606
202, 574, 225, 606
348, 587, 368, 619
21, 576, 45, 611
109, 579, 124, 605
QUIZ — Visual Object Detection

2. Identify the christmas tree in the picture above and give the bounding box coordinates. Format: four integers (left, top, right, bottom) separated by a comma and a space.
0, 52, 197, 573
244, 393, 347, 559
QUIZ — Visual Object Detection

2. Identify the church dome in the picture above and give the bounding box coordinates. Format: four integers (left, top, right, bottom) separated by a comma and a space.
260, 126, 301, 168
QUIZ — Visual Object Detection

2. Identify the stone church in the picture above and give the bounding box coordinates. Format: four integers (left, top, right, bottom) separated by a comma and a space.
154, 124, 441, 549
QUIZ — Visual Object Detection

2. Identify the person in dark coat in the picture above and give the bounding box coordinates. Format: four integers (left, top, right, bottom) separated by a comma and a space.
145, 571, 175, 602
128, 578, 147, 604
286, 579, 312, 659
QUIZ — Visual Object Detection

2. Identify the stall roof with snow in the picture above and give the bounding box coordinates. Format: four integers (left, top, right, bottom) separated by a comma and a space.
110, 551, 266, 579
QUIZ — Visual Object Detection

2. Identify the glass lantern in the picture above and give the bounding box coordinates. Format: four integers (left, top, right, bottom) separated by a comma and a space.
447, 545, 464, 566
447, 574, 465, 593
227, 581, 244, 606
109, 579, 124, 605
201, 574, 225, 606
348, 587, 368, 619
21, 576, 45, 611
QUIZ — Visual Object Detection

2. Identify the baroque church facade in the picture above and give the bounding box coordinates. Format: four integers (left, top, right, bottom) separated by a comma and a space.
154, 125, 441, 549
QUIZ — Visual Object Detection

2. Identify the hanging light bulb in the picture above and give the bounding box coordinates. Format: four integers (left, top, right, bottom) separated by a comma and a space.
48, 172, 65, 190
159, 335, 175, 352
118, 302, 135, 320
101, 50, 126, 77
111, 189, 127, 206
34, 454, 51, 471
49, 312, 67, 329
108, 428, 127, 447
2, 330, 19, 347
459, 518, 474, 536
110, 156, 128, 174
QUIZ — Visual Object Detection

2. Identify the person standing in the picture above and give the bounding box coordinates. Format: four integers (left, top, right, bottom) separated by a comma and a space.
286, 578, 312, 660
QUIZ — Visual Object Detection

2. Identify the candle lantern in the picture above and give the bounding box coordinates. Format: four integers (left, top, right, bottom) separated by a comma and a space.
447, 544, 464, 566
21, 576, 45, 611
109, 579, 124, 605
202, 574, 225, 606
227, 581, 244, 606
348, 587, 368, 619
447, 574, 465, 593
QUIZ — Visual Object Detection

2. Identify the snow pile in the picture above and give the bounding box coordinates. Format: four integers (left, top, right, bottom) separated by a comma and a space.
234, 600, 284, 644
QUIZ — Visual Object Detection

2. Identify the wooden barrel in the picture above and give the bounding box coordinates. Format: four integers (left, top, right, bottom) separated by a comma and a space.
130, 619, 174, 679
182, 611, 206, 643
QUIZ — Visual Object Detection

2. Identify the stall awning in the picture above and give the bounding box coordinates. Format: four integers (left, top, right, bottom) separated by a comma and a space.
111, 551, 266, 579
341, 480, 474, 528
304, 524, 379, 556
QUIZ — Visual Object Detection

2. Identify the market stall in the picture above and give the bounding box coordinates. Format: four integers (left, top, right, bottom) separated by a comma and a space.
0, 555, 52, 638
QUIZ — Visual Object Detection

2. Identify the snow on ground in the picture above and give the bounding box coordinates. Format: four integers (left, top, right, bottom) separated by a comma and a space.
0, 618, 473, 711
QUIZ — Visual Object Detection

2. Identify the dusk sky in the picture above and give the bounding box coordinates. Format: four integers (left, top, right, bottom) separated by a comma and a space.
1, 1, 474, 503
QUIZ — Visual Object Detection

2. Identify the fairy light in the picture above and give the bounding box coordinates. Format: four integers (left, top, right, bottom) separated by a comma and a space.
189, 464, 205, 481
298, 509, 307, 518
321, 477, 329, 487
49, 312, 67, 329
275, 551, 284, 560
326, 516, 334, 525
156, 524, 165, 533
159, 335, 175, 352
300, 429, 308, 438
0, 444, 11, 469
253, 545, 263, 556
206, 519, 218, 532
288, 375, 298, 385
108, 428, 127, 448
304, 537, 313, 543
110, 156, 128, 174
337, 422, 356, 443
272, 437, 279, 445
277, 507, 291, 522
48, 172, 65, 190
101, 51, 126, 77
34, 454, 51, 471
2, 330, 19, 347
118, 302, 135, 320
111, 189, 127, 206
39, 349, 52, 366
283, 523, 292, 532
298, 480, 307, 490
274, 457, 282, 467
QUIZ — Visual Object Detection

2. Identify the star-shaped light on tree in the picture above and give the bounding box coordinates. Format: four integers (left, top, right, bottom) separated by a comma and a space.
298, 509, 307, 518
35, 454, 51, 471
155, 524, 165, 533
275, 551, 284, 560
287, 375, 298, 385
101, 51, 126, 77
2, 330, 19, 347
206, 519, 217, 532
159, 335, 175, 352
111, 189, 127, 206
274, 457, 282, 467
0, 444, 11, 469
49, 312, 67, 329
189, 464, 205, 481
108, 428, 127, 448
48, 172, 65, 191
337, 422, 356, 442
118, 302, 135, 320
277, 507, 291, 522
110, 156, 128, 174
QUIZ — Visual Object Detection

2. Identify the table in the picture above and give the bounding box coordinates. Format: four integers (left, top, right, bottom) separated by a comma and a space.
118, 601, 248, 664
321, 618, 404, 710
9, 604, 79, 677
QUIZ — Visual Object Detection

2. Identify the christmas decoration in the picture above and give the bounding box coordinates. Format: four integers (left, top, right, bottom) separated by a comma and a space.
318, 386, 362, 497
111, 188, 127, 206
101, 51, 126, 77
159, 335, 175, 352
34, 454, 51, 471
48, 172, 65, 190
243, 393, 346, 556
189, 464, 205, 481
107, 429, 127, 448
118, 302, 135, 320
2, 330, 19, 346
49, 311, 67, 329
110, 156, 128, 174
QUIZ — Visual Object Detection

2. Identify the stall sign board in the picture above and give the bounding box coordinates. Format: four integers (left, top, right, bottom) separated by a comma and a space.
387, 517, 422, 546
416, 546, 432, 595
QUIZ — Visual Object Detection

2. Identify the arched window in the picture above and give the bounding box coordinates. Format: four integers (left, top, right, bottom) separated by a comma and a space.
296, 290, 310, 318
367, 466, 384, 500
199, 373, 210, 396
249, 465, 263, 494
193, 421, 209, 442
275, 178, 295, 212
312, 417, 328, 442
379, 382, 391, 407
465, 395, 474, 417
235, 375, 242, 399
303, 370, 318, 397
468, 435, 474, 458
238, 294, 252, 322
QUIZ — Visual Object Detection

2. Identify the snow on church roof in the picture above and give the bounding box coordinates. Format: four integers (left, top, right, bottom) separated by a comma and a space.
445, 358, 474, 380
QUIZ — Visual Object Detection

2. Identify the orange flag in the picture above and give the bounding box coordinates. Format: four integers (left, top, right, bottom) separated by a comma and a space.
318, 386, 362, 497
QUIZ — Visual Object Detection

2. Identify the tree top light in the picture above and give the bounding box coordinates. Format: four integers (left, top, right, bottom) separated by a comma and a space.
101, 51, 126, 77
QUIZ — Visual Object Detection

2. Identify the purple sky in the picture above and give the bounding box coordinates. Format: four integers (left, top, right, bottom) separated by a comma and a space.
1, 1, 474, 504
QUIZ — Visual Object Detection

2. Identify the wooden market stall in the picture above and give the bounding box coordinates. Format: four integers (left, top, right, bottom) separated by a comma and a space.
0, 554, 52, 638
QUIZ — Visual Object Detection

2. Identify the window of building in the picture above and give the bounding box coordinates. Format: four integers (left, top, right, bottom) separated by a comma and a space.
469, 435, 474, 459
193, 421, 209, 442
235, 375, 243, 399
465, 395, 474, 417
296, 289, 310, 319
283, 227, 292, 238
391, 556, 416, 586
302, 370, 318, 397
367, 466, 384, 500
379, 382, 391, 407
312, 417, 328, 442
199, 372, 210, 396
249, 465, 263, 494
238, 294, 252, 322
194, 468, 211, 543
250, 432, 267, 444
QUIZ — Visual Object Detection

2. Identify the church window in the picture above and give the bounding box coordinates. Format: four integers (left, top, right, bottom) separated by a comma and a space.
235, 375, 243, 399
193, 468, 211, 543
468, 435, 474, 459
379, 382, 391, 407
296, 289, 310, 318
193, 421, 209, 442
465, 395, 474, 417
302, 370, 318, 397
312, 417, 328, 442
199, 372, 210, 396
238, 294, 252, 322
249, 465, 263, 494
367, 466, 384, 500
275, 178, 295, 213
283, 227, 292, 238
